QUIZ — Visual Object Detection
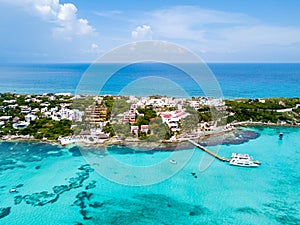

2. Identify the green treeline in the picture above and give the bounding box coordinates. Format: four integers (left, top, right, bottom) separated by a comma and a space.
225, 98, 300, 124
2, 118, 73, 140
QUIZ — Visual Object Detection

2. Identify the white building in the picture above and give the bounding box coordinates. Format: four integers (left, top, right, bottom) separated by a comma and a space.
25, 114, 37, 122
48, 96, 56, 101
131, 126, 139, 134
0, 116, 12, 121
55, 93, 72, 96
3, 100, 16, 104
190, 101, 200, 109
58, 108, 83, 121
160, 110, 189, 132
20, 106, 31, 114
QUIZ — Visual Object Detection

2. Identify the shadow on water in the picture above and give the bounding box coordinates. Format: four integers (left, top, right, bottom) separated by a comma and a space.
0, 142, 65, 173
72, 193, 211, 224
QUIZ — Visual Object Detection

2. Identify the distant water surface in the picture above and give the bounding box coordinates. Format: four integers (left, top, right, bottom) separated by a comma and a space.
0, 63, 299, 98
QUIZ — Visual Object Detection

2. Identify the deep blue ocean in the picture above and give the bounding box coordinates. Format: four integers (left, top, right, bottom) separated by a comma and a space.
0, 63, 300, 98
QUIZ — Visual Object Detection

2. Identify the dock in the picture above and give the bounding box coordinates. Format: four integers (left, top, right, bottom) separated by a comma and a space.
188, 140, 231, 162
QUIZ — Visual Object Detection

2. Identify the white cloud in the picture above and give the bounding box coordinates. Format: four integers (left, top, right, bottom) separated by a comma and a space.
144, 6, 253, 41
57, 3, 76, 21
93, 10, 122, 18
89, 43, 101, 53
141, 6, 300, 54
77, 19, 94, 35
35, 4, 56, 17
4, 0, 95, 39
131, 25, 153, 40
81, 43, 103, 55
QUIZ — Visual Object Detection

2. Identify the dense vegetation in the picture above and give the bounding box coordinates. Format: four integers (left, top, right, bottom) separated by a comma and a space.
225, 98, 300, 124
21, 118, 72, 140
111, 98, 130, 116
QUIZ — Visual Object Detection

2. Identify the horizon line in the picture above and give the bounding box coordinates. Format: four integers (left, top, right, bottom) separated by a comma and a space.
1, 61, 300, 65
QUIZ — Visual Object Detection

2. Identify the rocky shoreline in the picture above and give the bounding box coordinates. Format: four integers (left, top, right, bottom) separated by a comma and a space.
113, 128, 260, 151
197, 129, 260, 147
1, 124, 296, 152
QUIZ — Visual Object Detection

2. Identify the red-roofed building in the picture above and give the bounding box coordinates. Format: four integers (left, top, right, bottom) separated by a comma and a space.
141, 125, 149, 133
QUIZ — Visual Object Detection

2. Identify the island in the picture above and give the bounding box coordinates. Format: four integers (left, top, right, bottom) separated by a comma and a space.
0, 92, 299, 147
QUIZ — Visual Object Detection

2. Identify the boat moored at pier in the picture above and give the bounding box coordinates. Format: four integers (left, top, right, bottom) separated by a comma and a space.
230, 153, 260, 167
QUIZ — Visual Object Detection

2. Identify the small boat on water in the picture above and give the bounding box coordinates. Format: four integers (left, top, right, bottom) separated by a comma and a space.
169, 159, 177, 164
279, 132, 283, 140
230, 153, 260, 167
229, 158, 260, 167
9, 188, 18, 193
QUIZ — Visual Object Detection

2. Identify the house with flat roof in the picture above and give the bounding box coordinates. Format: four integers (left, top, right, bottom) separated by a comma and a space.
25, 114, 37, 122
0, 116, 12, 121
20, 106, 31, 114
123, 111, 136, 124
131, 126, 139, 135
141, 125, 149, 133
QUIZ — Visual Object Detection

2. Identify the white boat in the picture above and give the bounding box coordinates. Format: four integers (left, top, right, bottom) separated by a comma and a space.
229, 158, 260, 167
9, 188, 18, 193
169, 159, 177, 164
230, 153, 260, 167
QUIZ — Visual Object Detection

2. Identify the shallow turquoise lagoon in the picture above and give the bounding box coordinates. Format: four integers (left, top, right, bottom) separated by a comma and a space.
0, 127, 299, 225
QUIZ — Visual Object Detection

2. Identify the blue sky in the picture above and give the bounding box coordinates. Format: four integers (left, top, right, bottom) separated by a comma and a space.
1, 0, 300, 63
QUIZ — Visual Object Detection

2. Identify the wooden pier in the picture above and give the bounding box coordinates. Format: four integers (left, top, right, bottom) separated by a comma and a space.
188, 140, 231, 162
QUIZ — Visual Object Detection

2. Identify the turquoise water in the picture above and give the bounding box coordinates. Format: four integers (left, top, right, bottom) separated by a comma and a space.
0, 127, 299, 224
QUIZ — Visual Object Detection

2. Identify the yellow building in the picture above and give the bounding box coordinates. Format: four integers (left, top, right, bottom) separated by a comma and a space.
85, 105, 108, 123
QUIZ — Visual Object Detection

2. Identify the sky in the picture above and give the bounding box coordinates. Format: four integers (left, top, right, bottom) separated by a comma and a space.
1, 0, 300, 63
